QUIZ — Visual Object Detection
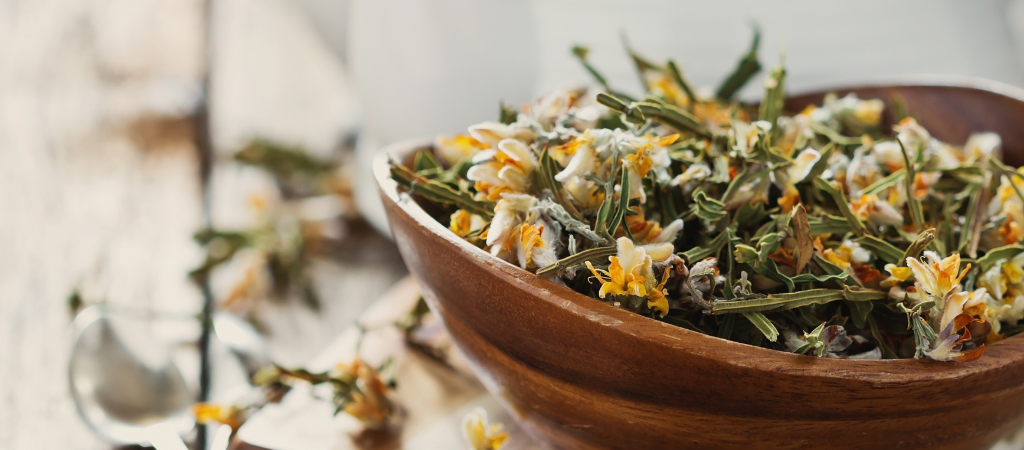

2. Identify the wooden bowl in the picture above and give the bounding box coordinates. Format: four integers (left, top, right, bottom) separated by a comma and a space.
375, 81, 1024, 450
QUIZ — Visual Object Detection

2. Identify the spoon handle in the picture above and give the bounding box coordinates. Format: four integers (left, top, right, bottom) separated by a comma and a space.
148, 429, 189, 450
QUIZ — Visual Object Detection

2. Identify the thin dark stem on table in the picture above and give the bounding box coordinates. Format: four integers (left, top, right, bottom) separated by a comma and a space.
194, 0, 216, 448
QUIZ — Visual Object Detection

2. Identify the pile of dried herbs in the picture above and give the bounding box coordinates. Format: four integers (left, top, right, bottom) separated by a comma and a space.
389, 30, 1024, 361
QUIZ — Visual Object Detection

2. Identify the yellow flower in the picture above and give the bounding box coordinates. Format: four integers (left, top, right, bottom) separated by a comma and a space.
881, 263, 913, 288
772, 148, 820, 213
906, 252, 970, 302
586, 237, 656, 298
647, 267, 672, 317
435, 134, 487, 166
622, 206, 681, 247
852, 98, 884, 127
670, 163, 711, 187
894, 118, 932, 151
554, 129, 602, 182
1000, 216, 1024, 245
513, 222, 557, 270
926, 306, 985, 362
563, 177, 604, 211
485, 194, 536, 258
622, 134, 678, 202
449, 209, 485, 238
965, 132, 1001, 163
468, 122, 535, 147
778, 186, 802, 214
192, 403, 242, 430
588, 256, 647, 297
647, 73, 689, 108
462, 407, 509, 450
977, 257, 1024, 336
849, 194, 903, 227
822, 240, 871, 270
623, 143, 654, 179
467, 139, 536, 201
334, 360, 393, 429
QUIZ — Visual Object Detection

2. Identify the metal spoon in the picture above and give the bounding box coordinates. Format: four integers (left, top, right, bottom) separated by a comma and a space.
68, 306, 193, 450
213, 312, 270, 377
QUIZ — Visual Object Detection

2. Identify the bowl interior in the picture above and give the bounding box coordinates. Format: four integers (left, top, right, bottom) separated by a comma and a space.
375, 80, 1024, 376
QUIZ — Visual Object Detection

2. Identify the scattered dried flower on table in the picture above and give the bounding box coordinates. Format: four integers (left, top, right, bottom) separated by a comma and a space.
463, 407, 509, 450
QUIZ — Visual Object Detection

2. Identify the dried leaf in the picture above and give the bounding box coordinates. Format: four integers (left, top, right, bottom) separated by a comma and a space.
790, 204, 812, 273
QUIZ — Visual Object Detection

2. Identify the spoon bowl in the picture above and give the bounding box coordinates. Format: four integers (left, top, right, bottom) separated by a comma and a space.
68, 306, 194, 446
213, 312, 270, 378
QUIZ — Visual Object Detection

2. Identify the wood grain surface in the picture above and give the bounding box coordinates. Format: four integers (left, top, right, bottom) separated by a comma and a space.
377, 83, 1024, 450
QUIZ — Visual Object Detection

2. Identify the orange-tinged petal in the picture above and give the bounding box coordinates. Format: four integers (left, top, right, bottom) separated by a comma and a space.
585, 261, 610, 284
626, 279, 647, 297
952, 345, 985, 362
599, 282, 627, 298
608, 257, 626, 287
778, 186, 801, 214
648, 290, 669, 317
655, 134, 680, 147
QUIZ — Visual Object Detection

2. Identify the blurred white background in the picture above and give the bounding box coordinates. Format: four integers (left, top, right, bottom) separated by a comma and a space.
6, 0, 1024, 448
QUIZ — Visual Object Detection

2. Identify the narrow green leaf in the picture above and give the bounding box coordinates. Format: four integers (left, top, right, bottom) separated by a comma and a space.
390, 163, 494, 218
666, 59, 696, 105
711, 289, 845, 315
743, 311, 779, 342
808, 214, 855, 235
842, 286, 887, 302
682, 229, 731, 263
717, 313, 736, 340
758, 65, 786, 127
861, 168, 906, 196
854, 235, 904, 265
542, 201, 608, 245
414, 150, 442, 172
537, 246, 617, 277
606, 166, 631, 235
867, 315, 899, 359
716, 26, 762, 101
897, 137, 925, 232
846, 300, 873, 329
814, 177, 867, 236
976, 245, 1024, 272
809, 121, 861, 145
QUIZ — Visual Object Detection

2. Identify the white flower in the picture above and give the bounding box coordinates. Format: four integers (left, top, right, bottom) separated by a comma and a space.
554, 130, 600, 182
825, 94, 884, 131
729, 120, 772, 157
486, 193, 537, 254
468, 122, 536, 147
905, 252, 970, 310
965, 132, 1001, 163
845, 146, 882, 197
670, 163, 711, 188
849, 194, 904, 228
467, 138, 537, 201
514, 219, 559, 270
772, 148, 821, 212
434, 134, 486, 166
872, 141, 905, 172
462, 407, 508, 450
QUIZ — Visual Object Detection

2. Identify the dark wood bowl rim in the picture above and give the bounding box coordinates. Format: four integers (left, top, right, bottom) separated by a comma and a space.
375, 79, 1024, 380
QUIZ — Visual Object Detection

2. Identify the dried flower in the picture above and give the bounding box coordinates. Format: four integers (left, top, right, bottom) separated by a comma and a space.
463, 407, 509, 450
